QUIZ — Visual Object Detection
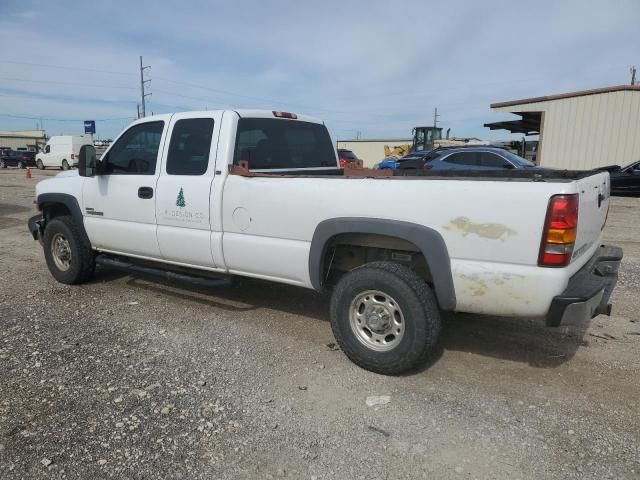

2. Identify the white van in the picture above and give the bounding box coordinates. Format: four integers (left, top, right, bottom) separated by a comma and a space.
36, 135, 93, 170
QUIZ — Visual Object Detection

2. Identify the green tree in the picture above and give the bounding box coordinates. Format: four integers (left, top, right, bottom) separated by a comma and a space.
176, 187, 186, 207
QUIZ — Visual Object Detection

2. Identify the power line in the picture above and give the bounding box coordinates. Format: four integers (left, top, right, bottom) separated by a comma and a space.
0, 76, 137, 91
0, 113, 132, 122
0, 59, 134, 77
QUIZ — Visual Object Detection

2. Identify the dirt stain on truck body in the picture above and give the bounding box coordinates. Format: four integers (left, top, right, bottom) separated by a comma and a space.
444, 216, 516, 241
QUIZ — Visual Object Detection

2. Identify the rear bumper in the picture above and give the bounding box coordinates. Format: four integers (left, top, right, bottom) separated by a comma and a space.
546, 245, 623, 327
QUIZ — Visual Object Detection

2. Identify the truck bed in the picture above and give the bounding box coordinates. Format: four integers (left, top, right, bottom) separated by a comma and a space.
242, 166, 606, 182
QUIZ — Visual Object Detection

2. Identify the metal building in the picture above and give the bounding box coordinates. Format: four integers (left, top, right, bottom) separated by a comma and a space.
485, 85, 640, 170
0, 130, 47, 151
336, 138, 412, 168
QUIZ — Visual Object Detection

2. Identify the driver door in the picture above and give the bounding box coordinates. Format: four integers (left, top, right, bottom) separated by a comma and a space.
82, 119, 169, 258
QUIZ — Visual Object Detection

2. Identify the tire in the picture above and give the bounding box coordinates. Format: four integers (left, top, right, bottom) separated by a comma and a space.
17, 161, 25, 169
43, 215, 95, 284
61, 159, 70, 170
330, 261, 441, 375
36, 159, 44, 170
0, 160, 6, 168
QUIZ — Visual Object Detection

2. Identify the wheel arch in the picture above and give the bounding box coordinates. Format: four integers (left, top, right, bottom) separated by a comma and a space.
37, 193, 93, 250
37, 193, 83, 223
309, 217, 456, 311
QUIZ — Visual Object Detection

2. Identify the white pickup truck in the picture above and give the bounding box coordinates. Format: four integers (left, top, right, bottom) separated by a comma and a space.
28, 110, 623, 374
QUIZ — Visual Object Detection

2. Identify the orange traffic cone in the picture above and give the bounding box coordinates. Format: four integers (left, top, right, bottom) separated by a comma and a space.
25, 167, 32, 179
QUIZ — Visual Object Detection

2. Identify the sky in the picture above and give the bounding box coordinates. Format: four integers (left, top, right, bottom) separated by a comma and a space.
0, 0, 638, 141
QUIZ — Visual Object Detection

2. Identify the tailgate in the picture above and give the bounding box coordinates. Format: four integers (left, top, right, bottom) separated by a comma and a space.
572, 171, 610, 267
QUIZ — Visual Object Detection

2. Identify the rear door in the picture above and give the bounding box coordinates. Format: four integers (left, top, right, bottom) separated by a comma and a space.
154, 112, 222, 267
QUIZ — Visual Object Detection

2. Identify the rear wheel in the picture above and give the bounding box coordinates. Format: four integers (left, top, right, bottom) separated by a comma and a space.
17, 160, 25, 169
43, 215, 95, 284
61, 159, 70, 170
36, 159, 44, 170
330, 261, 441, 375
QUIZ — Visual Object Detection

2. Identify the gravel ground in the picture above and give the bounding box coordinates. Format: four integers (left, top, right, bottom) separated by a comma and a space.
0, 168, 639, 479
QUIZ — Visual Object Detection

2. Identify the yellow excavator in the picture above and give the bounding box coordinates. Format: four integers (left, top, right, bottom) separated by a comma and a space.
383, 126, 443, 159
383, 144, 411, 158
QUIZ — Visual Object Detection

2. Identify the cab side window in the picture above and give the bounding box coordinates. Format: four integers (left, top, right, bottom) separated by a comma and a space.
166, 118, 214, 175
478, 152, 510, 168
443, 152, 479, 166
102, 121, 164, 175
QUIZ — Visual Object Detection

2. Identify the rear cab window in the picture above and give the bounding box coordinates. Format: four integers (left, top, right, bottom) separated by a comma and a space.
234, 118, 336, 170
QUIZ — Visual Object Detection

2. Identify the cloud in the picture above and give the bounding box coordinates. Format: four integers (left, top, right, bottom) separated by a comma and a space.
0, 0, 638, 140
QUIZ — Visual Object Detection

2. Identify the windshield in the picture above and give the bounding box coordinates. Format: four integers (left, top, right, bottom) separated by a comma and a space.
500, 150, 536, 167
623, 160, 640, 171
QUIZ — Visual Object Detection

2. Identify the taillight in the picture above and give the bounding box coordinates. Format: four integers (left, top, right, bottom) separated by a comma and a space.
71, 153, 75, 160
272, 111, 297, 119
339, 158, 347, 168
538, 194, 578, 267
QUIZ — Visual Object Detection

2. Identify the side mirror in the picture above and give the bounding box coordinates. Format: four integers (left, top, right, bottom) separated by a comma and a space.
78, 145, 97, 177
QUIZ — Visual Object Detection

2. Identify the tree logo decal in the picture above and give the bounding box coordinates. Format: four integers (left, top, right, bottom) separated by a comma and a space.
176, 187, 186, 208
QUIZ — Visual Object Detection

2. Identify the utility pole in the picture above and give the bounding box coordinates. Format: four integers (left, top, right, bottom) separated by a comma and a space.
433, 107, 440, 129
136, 103, 140, 120
631, 66, 637, 86
139, 56, 151, 117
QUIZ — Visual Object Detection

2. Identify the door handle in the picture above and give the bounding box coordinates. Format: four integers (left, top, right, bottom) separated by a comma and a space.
138, 186, 153, 199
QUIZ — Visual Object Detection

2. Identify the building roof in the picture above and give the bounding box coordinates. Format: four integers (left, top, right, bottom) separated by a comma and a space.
0, 130, 46, 138
491, 85, 640, 109
484, 111, 542, 135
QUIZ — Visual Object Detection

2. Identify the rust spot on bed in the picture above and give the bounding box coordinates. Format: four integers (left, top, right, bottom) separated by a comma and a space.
444, 216, 516, 240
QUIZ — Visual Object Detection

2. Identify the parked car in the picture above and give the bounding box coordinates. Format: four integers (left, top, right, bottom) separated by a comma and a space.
0, 150, 36, 168
396, 146, 536, 171
337, 148, 359, 168
28, 109, 621, 375
609, 160, 640, 196
392, 151, 433, 170
375, 157, 401, 170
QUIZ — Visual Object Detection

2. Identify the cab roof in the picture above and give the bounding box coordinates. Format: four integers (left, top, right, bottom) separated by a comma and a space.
132, 110, 323, 126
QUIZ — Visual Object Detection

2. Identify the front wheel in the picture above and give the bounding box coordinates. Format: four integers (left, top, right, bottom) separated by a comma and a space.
0, 160, 6, 168
36, 159, 44, 170
330, 262, 441, 375
43, 216, 95, 284
61, 159, 70, 170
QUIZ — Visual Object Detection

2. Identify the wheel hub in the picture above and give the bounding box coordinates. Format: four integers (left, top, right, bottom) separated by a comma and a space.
349, 290, 405, 352
51, 233, 72, 271
366, 308, 391, 333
